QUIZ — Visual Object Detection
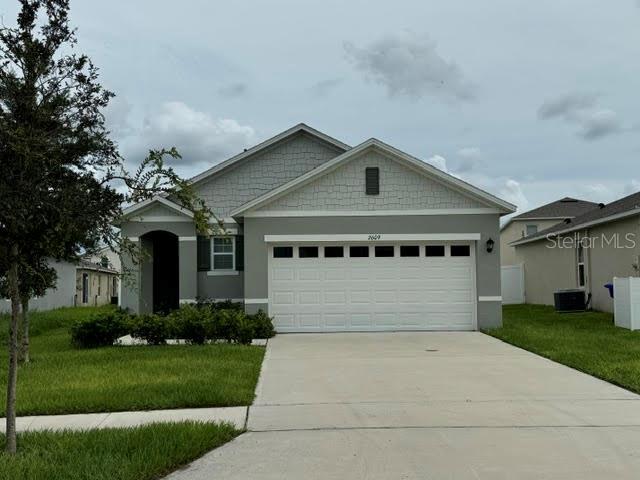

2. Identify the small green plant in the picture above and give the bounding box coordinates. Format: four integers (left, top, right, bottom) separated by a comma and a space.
170, 304, 210, 344
250, 310, 276, 339
234, 315, 255, 345
70, 310, 129, 348
129, 314, 169, 345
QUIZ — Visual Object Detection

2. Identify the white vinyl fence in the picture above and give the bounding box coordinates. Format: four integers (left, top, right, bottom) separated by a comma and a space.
501, 264, 525, 304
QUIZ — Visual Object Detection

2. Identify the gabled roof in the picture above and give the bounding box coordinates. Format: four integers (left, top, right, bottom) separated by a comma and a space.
512, 191, 640, 246
187, 123, 351, 187
512, 197, 599, 220
121, 196, 194, 219
231, 138, 517, 217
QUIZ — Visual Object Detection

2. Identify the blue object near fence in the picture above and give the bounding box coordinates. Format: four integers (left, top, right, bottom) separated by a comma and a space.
604, 283, 614, 298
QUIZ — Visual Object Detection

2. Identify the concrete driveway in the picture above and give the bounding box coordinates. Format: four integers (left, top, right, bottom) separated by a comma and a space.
167, 333, 640, 479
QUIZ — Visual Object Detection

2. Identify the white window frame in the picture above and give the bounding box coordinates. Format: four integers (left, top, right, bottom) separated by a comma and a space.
577, 239, 586, 288
209, 236, 237, 275
525, 224, 538, 236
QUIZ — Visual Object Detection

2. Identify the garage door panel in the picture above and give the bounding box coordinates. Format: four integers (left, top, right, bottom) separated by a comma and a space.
269, 242, 476, 332
350, 290, 372, 303
298, 291, 321, 305
325, 313, 347, 328
324, 291, 347, 305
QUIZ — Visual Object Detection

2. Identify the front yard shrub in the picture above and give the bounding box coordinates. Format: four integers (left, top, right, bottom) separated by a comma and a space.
129, 314, 169, 345
215, 309, 244, 343
250, 310, 276, 339
170, 304, 210, 344
234, 315, 255, 345
70, 310, 129, 348
69, 301, 276, 348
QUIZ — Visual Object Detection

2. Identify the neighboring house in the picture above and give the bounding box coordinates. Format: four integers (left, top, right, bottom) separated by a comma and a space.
500, 197, 599, 266
1, 256, 120, 313
85, 246, 121, 273
511, 191, 640, 312
75, 260, 119, 307
0, 260, 77, 313
119, 123, 516, 332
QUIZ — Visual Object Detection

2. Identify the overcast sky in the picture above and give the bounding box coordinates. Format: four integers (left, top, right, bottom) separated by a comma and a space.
5, 0, 640, 214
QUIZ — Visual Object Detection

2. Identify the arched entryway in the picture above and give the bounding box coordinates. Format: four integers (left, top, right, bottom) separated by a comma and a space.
140, 230, 179, 314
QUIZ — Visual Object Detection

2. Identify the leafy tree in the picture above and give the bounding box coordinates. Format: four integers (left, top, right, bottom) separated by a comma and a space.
0, 0, 213, 453
0, 257, 57, 364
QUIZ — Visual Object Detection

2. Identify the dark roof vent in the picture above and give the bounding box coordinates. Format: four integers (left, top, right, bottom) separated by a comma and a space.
560, 197, 578, 203
563, 218, 572, 224
598, 203, 605, 209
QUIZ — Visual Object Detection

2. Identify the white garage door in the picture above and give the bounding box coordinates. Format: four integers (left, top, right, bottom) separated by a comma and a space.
268, 242, 476, 332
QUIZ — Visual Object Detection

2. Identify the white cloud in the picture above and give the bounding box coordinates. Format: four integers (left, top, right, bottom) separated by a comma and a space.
426, 154, 450, 173
120, 101, 255, 168
104, 95, 134, 137
457, 147, 482, 159
455, 147, 483, 173
538, 93, 621, 140
624, 179, 640, 195
344, 33, 475, 101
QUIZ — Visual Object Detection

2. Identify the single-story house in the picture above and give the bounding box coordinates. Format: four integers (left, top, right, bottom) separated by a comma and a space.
119, 123, 516, 332
500, 197, 599, 266
75, 260, 119, 307
0, 259, 77, 313
1, 256, 119, 312
511, 191, 640, 312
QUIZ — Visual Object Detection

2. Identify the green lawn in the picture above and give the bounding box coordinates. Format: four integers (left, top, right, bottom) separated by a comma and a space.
486, 304, 640, 394
0, 307, 265, 416
0, 421, 240, 480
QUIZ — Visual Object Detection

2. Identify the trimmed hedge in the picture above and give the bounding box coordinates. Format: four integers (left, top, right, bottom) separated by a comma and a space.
70, 310, 129, 348
70, 303, 276, 348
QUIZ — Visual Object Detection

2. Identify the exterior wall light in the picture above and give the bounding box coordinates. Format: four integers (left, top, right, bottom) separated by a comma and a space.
486, 238, 495, 253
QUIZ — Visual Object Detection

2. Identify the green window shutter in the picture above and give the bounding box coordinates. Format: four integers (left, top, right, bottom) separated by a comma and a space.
235, 235, 244, 271
197, 236, 211, 271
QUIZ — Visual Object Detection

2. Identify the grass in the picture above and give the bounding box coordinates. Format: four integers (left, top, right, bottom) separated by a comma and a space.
0, 307, 265, 416
0, 421, 240, 480
486, 304, 640, 394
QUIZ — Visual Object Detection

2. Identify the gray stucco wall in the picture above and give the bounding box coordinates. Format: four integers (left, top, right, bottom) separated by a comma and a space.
261, 149, 485, 212
197, 272, 244, 300
500, 219, 562, 266
192, 132, 345, 217
1, 260, 76, 313
514, 217, 640, 312
514, 237, 576, 306
587, 217, 640, 312
243, 214, 502, 329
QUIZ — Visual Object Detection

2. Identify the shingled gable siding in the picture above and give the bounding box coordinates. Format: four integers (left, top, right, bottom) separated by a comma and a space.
194, 133, 345, 217
259, 150, 485, 212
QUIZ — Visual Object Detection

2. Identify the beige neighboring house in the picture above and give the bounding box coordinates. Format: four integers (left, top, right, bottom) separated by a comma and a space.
500, 197, 598, 266
511, 191, 640, 312
75, 260, 119, 307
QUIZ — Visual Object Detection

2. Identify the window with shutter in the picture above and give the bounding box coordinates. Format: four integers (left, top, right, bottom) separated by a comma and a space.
365, 167, 379, 195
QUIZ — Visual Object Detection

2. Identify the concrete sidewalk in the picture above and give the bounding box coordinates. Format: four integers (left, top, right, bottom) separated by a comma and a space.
0, 406, 247, 432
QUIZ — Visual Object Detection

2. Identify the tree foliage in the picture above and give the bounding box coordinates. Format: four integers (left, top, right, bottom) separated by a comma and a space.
0, 0, 213, 453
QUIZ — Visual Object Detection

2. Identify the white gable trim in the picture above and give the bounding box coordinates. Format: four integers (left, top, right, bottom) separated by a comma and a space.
188, 123, 350, 187
231, 139, 516, 217
246, 208, 502, 218
121, 196, 194, 219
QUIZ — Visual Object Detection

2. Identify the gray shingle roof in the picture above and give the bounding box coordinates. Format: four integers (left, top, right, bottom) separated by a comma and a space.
512, 197, 599, 220
513, 191, 640, 245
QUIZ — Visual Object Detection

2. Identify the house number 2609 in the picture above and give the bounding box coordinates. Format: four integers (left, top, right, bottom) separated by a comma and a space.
368, 234, 382, 241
